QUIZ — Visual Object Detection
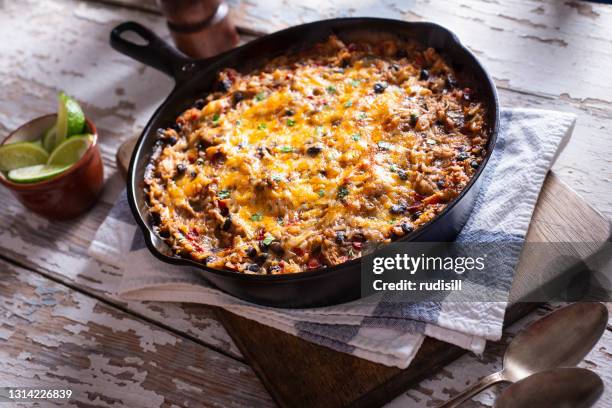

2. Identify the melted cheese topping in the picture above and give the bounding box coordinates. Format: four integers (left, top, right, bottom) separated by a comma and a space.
146, 36, 488, 274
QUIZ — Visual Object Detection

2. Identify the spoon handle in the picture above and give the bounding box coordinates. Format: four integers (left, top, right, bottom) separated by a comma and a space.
436, 371, 505, 408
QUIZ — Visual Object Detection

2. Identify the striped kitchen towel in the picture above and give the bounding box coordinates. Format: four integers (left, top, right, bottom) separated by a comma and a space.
89, 108, 575, 368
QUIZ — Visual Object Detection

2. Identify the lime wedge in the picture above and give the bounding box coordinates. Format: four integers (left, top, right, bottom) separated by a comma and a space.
8, 164, 71, 183
47, 134, 92, 166
42, 125, 58, 152
55, 92, 86, 150
0, 142, 50, 172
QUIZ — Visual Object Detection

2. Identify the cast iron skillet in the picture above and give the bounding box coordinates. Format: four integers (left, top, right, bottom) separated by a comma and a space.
110, 18, 499, 308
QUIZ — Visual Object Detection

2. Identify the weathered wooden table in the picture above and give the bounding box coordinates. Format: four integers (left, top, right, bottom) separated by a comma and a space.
1, 1, 611, 407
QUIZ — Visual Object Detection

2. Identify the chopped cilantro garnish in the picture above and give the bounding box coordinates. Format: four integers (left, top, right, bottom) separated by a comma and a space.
352, 134, 361, 141
378, 141, 392, 150
277, 217, 284, 226
251, 213, 263, 222
344, 101, 353, 108
212, 113, 220, 123
258, 123, 267, 130
358, 112, 368, 120
255, 92, 266, 101
350, 79, 360, 87
286, 119, 296, 127
389, 164, 398, 172
262, 234, 275, 246
326, 85, 337, 94
280, 146, 293, 153
426, 139, 437, 145
271, 174, 283, 182
318, 189, 325, 197
316, 126, 324, 136
217, 190, 230, 199
236, 119, 242, 125
337, 186, 349, 200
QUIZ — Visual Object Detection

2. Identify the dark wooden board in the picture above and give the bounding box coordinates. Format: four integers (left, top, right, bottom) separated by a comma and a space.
214, 173, 611, 408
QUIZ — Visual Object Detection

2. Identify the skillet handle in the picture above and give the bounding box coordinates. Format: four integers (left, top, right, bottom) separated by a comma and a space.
110, 21, 192, 81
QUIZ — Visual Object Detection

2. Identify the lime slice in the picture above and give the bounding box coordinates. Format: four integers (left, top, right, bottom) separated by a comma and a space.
47, 134, 93, 166
42, 125, 58, 152
0, 142, 50, 172
55, 92, 86, 150
8, 164, 71, 183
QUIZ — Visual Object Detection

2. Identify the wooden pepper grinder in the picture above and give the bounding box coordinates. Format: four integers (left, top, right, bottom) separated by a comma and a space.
157, 0, 239, 58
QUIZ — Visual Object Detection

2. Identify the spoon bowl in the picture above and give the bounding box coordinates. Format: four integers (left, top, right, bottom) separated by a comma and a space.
503, 302, 608, 382
494, 368, 603, 408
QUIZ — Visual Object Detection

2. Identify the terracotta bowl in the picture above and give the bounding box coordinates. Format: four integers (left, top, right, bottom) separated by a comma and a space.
0, 114, 104, 220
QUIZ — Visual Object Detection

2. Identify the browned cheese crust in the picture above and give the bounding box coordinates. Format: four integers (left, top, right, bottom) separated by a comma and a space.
145, 36, 489, 274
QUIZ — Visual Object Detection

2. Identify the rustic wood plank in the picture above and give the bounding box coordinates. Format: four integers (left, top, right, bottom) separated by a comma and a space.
0, 0, 243, 361
0, 258, 275, 408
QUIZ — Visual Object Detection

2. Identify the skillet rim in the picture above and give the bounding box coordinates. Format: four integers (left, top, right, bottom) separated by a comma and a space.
125, 17, 500, 283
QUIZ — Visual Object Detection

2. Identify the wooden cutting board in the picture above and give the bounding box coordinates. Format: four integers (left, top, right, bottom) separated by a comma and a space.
117, 140, 610, 408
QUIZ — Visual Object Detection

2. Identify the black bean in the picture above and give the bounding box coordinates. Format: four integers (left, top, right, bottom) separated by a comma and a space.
170, 122, 182, 132
215, 79, 232, 92
445, 76, 458, 89
352, 233, 366, 242
150, 212, 161, 226
307, 145, 322, 156
204, 256, 215, 265
159, 229, 170, 238
246, 263, 260, 272
269, 265, 282, 274
222, 216, 232, 231
409, 113, 419, 127
390, 204, 407, 215
259, 240, 270, 251
255, 253, 268, 264
219, 206, 229, 217
246, 247, 257, 258
232, 91, 244, 105
176, 163, 187, 175
285, 109, 295, 116
269, 241, 284, 255
401, 223, 414, 234
196, 158, 205, 166
190, 171, 197, 179
164, 136, 176, 146
340, 57, 351, 68
436, 180, 446, 189
419, 69, 430, 80
197, 141, 208, 151
411, 211, 422, 221
456, 152, 469, 161
373, 82, 387, 94
470, 160, 480, 169
193, 99, 205, 109
335, 232, 346, 245
395, 49, 408, 58
397, 169, 408, 180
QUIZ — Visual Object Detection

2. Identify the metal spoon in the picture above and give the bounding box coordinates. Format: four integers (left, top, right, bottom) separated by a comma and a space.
438, 302, 608, 407
494, 367, 603, 408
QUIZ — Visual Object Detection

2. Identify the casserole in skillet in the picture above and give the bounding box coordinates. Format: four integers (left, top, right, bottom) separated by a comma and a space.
111, 18, 498, 306
145, 35, 489, 275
